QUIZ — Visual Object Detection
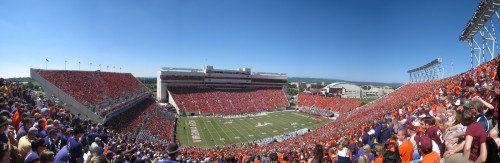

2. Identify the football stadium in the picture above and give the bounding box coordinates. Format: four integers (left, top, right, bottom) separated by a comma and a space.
2, 1, 500, 163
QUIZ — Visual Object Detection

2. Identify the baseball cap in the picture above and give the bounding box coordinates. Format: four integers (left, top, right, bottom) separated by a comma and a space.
28, 127, 39, 136
454, 99, 461, 106
167, 143, 180, 154
412, 121, 420, 127
463, 100, 472, 109
494, 81, 500, 87
408, 124, 416, 131
416, 135, 432, 151
0, 110, 12, 118
0, 116, 12, 126
368, 129, 375, 135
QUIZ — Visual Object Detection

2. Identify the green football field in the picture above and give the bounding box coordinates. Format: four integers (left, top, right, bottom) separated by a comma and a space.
175, 111, 330, 148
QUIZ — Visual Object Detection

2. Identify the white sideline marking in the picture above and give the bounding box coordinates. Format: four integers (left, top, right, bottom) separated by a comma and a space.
234, 137, 240, 139
262, 132, 267, 135
220, 138, 225, 140
273, 130, 278, 132
249, 135, 254, 137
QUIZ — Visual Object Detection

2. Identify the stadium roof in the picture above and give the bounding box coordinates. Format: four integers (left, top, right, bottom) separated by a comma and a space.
460, 0, 500, 41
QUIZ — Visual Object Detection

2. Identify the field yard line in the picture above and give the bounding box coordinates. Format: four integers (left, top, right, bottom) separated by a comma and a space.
214, 118, 236, 141
262, 112, 299, 135
271, 112, 307, 133
221, 118, 252, 143
183, 118, 191, 145
201, 118, 222, 147
195, 118, 212, 148
231, 116, 265, 141
237, 115, 276, 139
210, 118, 236, 143
206, 118, 226, 144
262, 112, 295, 133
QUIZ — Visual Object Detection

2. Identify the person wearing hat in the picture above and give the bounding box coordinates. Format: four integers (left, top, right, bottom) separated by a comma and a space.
157, 143, 180, 163
18, 127, 38, 160
90, 137, 102, 155
44, 129, 58, 154
367, 129, 376, 150
416, 135, 440, 163
16, 118, 33, 140
407, 124, 421, 163
68, 125, 85, 163
0, 115, 16, 155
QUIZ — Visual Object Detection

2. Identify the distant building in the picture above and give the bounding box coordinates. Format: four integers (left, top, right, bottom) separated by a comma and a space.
324, 82, 362, 98
323, 82, 394, 99
289, 82, 306, 89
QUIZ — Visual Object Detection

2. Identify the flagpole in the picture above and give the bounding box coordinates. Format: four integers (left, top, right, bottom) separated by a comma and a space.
78, 61, 81, 70
90, 62, 92, 71
65, 60, 67, 70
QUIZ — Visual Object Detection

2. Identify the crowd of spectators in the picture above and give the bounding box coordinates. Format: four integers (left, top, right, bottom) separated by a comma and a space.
1, 56, 499, 163
299, 107, 336, 117
164, 57, 500, 163
297, 94, 362, 113
36, 70, 150, 117
168, 87, 289, 115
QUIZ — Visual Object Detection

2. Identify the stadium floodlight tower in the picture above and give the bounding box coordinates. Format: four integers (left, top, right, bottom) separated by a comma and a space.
460, 0, 500, 68
407, 58, 444, 83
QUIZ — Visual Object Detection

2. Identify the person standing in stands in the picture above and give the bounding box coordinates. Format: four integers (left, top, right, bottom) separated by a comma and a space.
18, 127, 38, 160
16, 118, 33, 141
157, 143, 180, 163
421, 117, 444, 157
397, 130, 413, 163
68, 125, 85, 163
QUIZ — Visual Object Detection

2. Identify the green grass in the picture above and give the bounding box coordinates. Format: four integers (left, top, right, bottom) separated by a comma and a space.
176, 111, 330, 148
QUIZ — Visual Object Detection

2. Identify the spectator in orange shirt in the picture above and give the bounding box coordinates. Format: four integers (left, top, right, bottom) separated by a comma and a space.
397, 130, 413, 163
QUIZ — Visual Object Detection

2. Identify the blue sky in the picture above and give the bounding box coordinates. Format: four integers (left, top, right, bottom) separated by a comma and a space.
0, 0, 485, 83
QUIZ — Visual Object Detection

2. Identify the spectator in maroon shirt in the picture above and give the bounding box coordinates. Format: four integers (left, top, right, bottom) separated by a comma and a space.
445, 109, 487, 163
422, 117, 444, 157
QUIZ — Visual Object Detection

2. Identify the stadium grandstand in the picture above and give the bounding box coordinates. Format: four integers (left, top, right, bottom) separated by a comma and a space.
297, 94, 362, 113
2, 1, 500, 163
30, 69, 151, 123
157, 66, 289, 116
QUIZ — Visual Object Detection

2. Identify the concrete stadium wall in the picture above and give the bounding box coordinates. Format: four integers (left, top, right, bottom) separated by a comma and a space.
30, 69, 105, 123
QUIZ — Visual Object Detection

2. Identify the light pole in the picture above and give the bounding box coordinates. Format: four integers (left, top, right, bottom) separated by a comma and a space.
90, 62, 92, 70
65, 60, 67, 70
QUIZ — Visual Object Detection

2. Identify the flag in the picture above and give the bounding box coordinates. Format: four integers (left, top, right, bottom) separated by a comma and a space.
46, 59, 49, 62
